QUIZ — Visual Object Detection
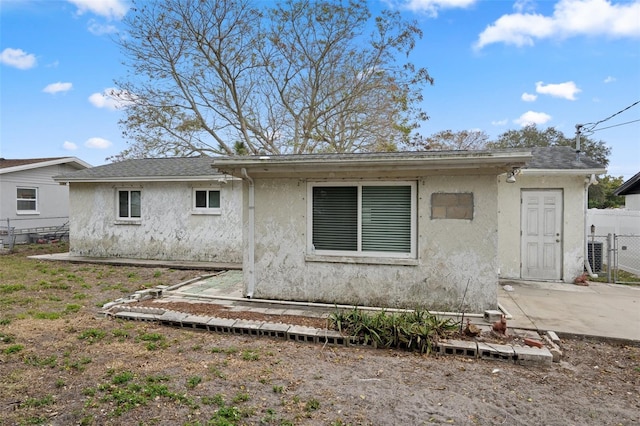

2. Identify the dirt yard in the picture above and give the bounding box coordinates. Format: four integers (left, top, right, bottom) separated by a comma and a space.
1, 244, 638, 425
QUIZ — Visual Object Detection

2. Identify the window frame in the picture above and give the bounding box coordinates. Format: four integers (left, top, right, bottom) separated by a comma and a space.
306, 181, 417, 260
192, 188, 222, 215
115, 188, 142, 223
16, 187, 39, 214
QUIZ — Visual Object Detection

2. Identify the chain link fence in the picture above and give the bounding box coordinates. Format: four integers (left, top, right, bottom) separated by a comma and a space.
1, 217, 69, 251
588, 234, 640, 284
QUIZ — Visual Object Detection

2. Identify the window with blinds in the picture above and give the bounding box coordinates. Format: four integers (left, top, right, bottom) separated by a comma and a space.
16, 187, 37, 212
310, 182, 415, 257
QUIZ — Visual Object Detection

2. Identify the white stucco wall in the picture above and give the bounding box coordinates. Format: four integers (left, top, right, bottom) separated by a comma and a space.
497, 173, 587, 282
68, 180, 243, 263
245, 174, 500, 312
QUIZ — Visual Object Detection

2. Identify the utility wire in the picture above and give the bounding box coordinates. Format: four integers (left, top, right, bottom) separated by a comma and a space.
590, 118, 640, 132
582, 100, 640, 133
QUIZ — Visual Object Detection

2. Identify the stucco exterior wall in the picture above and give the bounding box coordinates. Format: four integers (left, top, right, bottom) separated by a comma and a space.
68, 180, 242, 262
245, 174, 499, 312
497, 173, 587, 282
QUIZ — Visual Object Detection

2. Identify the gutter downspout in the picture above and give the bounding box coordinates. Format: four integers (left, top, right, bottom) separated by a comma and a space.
241, 168, 255, 298
584, 174, 598, 278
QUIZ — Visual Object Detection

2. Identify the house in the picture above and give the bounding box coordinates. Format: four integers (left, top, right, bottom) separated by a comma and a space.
0, 157, 91, 245
54, 157, 242, 263
497, 147, 606, 282
213, 147, 605, 312
614, 171, 640, 211
212, 150, 532, 312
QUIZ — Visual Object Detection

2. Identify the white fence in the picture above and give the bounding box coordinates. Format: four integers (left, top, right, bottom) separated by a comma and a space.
587, 209, 640, 238
587, 209, 640, 280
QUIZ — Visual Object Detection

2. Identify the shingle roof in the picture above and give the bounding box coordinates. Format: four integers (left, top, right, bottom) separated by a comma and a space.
53, 147, 605, 182
0, 157, 68, 169
0, 157, 91, 174
526, 146, 605, 170
54, 156, 221, 182
614, 171, 640, 196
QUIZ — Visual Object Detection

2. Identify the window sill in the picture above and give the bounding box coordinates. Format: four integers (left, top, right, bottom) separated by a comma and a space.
191, 210, 222, 216
16, 211, 40, 215
305, 254, 418, 266
114, 220, 142, 225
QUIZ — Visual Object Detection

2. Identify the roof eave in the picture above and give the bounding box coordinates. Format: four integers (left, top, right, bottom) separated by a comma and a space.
213, 151, 533, 177
1, 157, 92, 175
54, 175, 232, 184
520, 168, 607, 176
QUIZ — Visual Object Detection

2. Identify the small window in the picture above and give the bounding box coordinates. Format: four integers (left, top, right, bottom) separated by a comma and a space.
193, 189, 221, 214
17, 187, 38, 213
118, 190, 141, 219
309, 182, 416, 258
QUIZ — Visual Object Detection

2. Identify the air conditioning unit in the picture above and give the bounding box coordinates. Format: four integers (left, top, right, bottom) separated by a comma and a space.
587, 241, 603, 272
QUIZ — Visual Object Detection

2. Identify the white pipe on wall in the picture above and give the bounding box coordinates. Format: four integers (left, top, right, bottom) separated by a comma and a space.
584, 174, 598, 278
241, 168, 255, 298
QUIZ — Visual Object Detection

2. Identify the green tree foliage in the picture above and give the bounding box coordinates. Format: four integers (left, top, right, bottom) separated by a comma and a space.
588, 175, 626, 209
486, 124, 623, 209
487, 124, 610, 167
112, 0, 433, 160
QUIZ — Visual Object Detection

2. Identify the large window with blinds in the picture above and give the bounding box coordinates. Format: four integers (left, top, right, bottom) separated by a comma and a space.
309, 182, 416, 258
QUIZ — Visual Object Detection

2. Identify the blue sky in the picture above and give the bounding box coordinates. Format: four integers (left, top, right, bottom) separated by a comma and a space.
1, 0, 638, 179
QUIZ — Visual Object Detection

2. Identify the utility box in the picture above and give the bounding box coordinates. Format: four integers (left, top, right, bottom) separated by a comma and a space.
587, 241, 603, 272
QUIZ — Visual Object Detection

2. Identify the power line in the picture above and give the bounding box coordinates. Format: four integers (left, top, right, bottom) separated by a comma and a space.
590, 118, 640, 132
582, 100, 640, 133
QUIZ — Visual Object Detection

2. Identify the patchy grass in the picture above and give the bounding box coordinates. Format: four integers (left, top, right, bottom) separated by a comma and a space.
1, 243, 639, 426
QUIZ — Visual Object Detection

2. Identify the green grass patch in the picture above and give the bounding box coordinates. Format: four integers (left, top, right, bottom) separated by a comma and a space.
20, 395, 54, 409
201, 394, 225, 406
24, 354, 58, 368
3, 344, 24, 354
31, 311, 61, 320
65, 303, 82, 314
186, 375, 202, 389
78, 328, 106, 343
0, 283, 26, 294
90, 374, 197, 417
241, 350, 260, 361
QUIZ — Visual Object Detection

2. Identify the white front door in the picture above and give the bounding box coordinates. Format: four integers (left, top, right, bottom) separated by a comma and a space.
521, 190, 563, 280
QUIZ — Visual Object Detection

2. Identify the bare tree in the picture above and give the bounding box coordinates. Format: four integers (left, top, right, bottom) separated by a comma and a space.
112, 0, 433, 159
407, 129, 490, 151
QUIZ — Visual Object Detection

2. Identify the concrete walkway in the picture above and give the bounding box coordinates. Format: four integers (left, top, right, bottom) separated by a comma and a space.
499, 280, 640, 342
33, 254, 640, 343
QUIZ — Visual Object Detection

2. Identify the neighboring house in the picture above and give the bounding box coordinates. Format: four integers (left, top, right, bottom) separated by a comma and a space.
0, 157, 92, 244
213, 150, 533, 313
54, 157, 242, 263
614, 171, 640, 211
497, 147, 606, 282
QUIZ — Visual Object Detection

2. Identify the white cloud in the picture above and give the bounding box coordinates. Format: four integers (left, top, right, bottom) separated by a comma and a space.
88, 19, 118, 35
67, 0, 128, 20
89, 88, 135, 110
491, 119, 508, 126
604, 76, 616, 83
521, 92, 537, 102
43, 82, 73, 94
0, 47, 37, 69
389, 0, 476, 16
63, 141, 78, 151
85, 137, 112, 149
514, 111, 552, 126
535, 81, 581, 100
475, 0, 640, 49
